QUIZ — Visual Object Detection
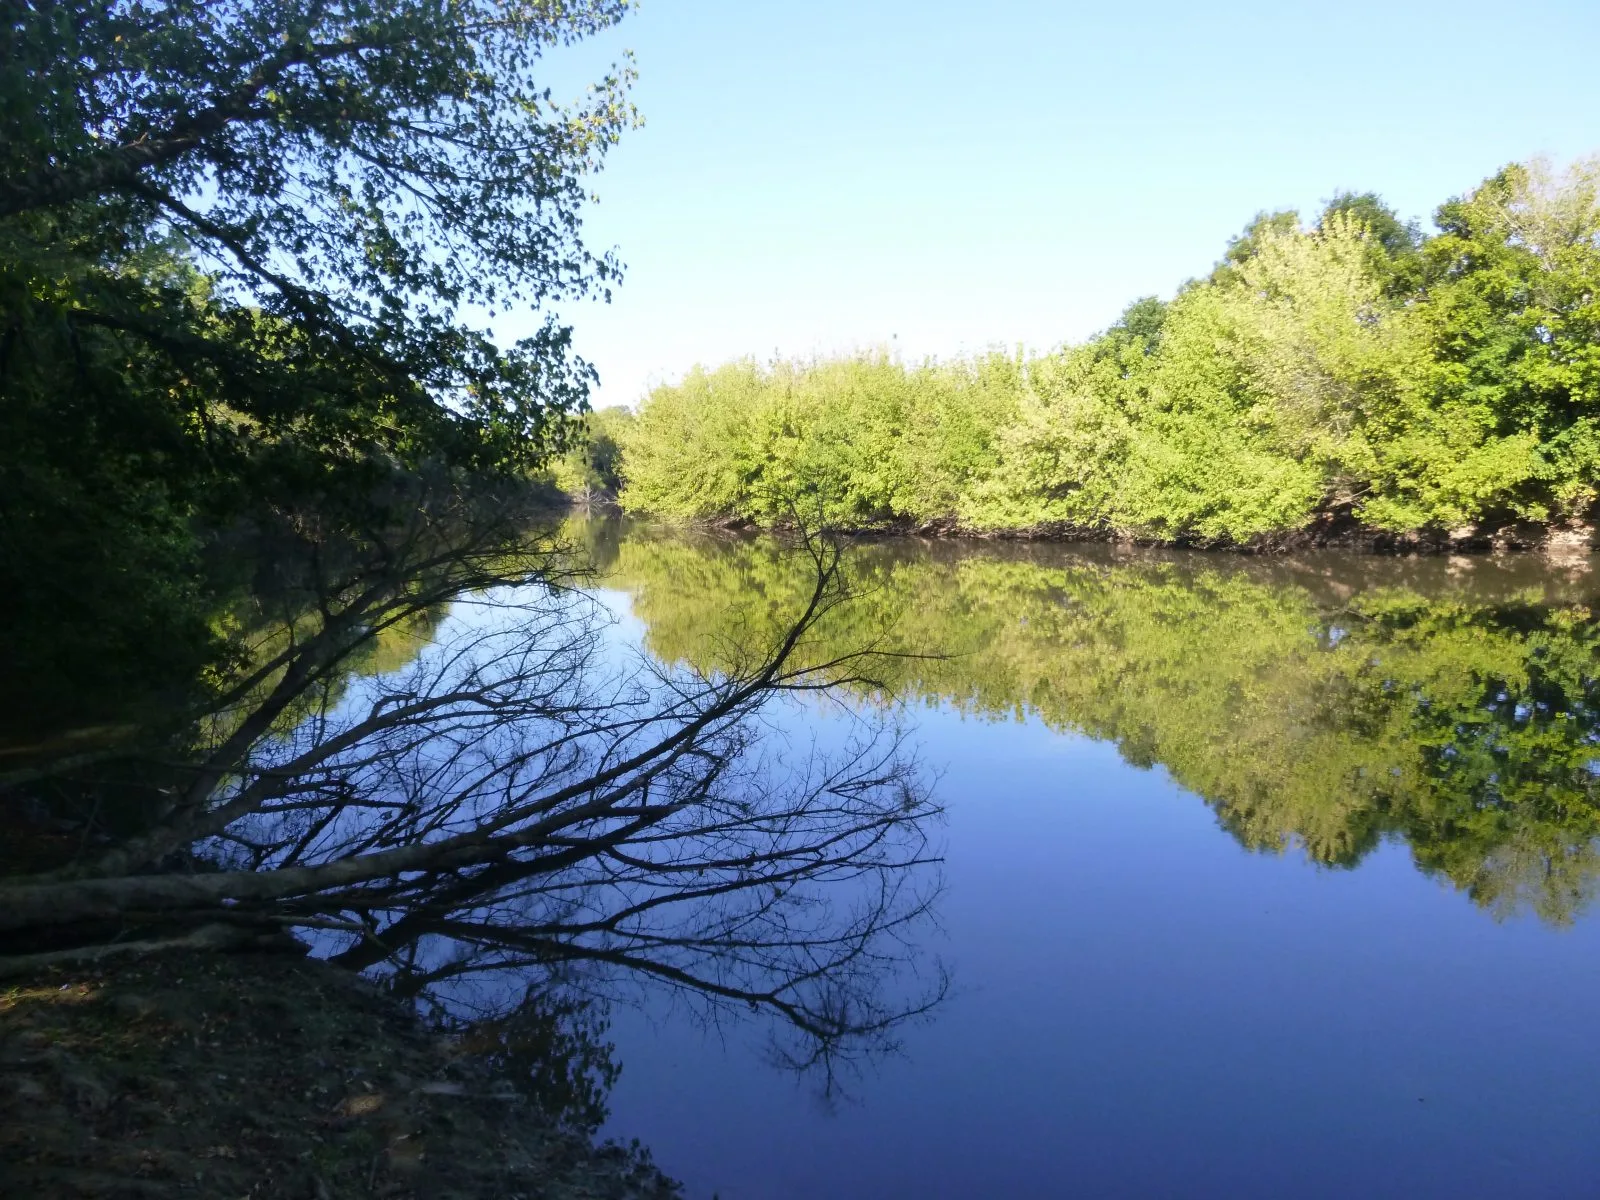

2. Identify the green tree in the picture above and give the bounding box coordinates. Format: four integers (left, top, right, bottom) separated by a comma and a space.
1208, 208, 1301, 286
1365, 157, 1600, 529
619, 352, 1021, 528
2, 0, 635, 467
548, 405, 636, 501
1, 0, 639, 734
1318, 190, 1425, 295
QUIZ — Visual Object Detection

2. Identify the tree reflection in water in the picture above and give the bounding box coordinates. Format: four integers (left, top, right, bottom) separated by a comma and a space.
601, 524, 1600, 926
0, 504, 946, 1100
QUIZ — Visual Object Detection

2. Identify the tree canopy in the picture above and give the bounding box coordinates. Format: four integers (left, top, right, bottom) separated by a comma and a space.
1, 0, 638, 734
3, 0, 634, 467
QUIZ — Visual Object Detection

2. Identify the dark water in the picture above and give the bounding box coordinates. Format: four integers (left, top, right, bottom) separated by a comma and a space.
580, 526, 1600, 1199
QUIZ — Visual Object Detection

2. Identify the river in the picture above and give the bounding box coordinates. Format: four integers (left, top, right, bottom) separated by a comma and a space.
574, 521, 1600, 1198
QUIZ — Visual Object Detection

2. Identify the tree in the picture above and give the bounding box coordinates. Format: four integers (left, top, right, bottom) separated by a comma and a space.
549, 405, 635, 503
1, 0, 640, 735
1317, 190, 1424, 295
1208, 207, 1301, 286
618, 352, 1022, 529
1385, 157, 1600, 528
1107, 295, 1169, 357
2, 0, 636, 469
0, 512, 946, 1076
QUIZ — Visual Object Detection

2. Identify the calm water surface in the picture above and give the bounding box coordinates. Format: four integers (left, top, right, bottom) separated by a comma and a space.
580, 525, 1600, 1199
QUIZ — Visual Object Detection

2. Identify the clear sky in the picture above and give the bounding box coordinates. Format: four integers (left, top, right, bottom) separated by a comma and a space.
531, 0, 1600, 408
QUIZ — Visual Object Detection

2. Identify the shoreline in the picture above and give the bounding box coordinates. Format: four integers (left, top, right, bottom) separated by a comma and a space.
0, 947, 680, 1199
602, 506, 1599, 560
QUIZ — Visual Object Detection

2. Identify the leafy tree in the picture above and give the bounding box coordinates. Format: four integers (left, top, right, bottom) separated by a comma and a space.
962, 339, 1135, 531
1107, 295, 1169, 356
1208, 207, 1301, 286
2, 0, 634, 467
618, 352, 1021, 528
1371, 157, 1600, 529
974, 212, 1427, 541
548, 405, 636, 501
1318, 190, 1424, 295
1, 0, 639, 734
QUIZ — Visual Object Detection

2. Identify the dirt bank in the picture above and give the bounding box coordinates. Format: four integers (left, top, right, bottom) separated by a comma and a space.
0, 948, 678, 1199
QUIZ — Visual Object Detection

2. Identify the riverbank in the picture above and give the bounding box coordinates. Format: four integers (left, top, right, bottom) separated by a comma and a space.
641, 509, 1599, 558
0, 947, 679, 1199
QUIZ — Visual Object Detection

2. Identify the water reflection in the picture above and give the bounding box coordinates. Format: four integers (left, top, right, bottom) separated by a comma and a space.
596, 525, 1600, 925
1, 509, 944, 1102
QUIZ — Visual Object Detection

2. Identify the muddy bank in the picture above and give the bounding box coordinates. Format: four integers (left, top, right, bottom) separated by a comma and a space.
0, 949, 678, 1199
659, 510, 1599, 558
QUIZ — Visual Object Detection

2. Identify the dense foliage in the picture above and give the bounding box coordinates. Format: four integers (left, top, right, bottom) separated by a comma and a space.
619, 353, 1022, 527
1, 0, 634, 734
543, 404, 635, 502
618, 158, 1600, 544
601, 527, 1600, 925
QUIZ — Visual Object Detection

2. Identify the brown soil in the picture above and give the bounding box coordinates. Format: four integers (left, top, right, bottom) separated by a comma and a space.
0, 949, 679, 1199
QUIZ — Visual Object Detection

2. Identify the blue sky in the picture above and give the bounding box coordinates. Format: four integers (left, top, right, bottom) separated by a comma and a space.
532, 0, 1600, 407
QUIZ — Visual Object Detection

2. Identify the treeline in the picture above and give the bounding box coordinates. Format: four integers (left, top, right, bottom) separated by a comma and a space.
617, 158, 1600, 545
